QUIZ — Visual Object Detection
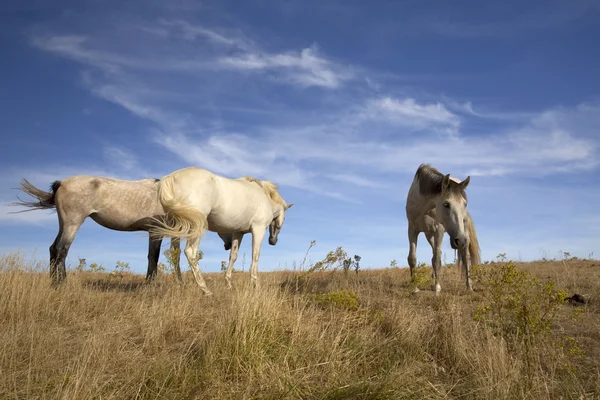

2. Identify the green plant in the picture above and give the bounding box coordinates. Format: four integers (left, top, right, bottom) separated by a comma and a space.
112, 261, 130, 278
471, 260, 579, 378
308, 289, 359, 311
408, 262, 433, 292
308, 246, 348, 274
342, 254, 361, 276
87, 262, 105, 273
389, 259, 398, 269
353, 255, 361, 275
158, 262, 171, 274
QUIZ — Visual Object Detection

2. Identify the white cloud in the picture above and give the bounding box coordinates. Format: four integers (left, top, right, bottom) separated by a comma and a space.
32, 23, 351, 89
27, 15, 600, 202
361, 96, 460, 133
218, 44, 352, 89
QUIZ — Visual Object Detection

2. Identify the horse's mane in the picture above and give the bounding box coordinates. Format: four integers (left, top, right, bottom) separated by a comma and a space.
415, 163, 467, 202
240, 176, 287, 206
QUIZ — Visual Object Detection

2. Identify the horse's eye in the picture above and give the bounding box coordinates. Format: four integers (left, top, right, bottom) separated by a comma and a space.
443, 202, 450, 208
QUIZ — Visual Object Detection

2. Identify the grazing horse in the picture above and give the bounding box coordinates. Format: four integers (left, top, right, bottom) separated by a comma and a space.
405, 163, 481, 294
148, 166, 293, 295
11, 176, 233, 284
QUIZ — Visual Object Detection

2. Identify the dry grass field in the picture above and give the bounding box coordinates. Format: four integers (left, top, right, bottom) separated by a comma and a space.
1, 250, 599, 399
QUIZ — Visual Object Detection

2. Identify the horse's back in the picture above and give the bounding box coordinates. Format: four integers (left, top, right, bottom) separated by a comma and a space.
56, 175, 164, 230
161, 166, 275, 232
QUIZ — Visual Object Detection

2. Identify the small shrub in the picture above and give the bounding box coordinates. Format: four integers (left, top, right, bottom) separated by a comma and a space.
309, 246, 348, 273
113, 261, 130, 277
471, 260, 582, 379
308, 289, 359, 311
342, 254, 361, 276
87, 263, 105, 273
158, 262, 171, 275
409, 262, 433, 292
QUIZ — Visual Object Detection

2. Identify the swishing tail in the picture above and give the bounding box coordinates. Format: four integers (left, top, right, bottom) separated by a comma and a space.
457, 212, 481, 276
9, 179, 61, 212
149, 175, 208, 240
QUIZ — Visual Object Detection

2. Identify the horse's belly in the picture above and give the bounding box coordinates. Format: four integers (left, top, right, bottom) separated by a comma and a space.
89, 213, 151, 232
206, 215, 250, 234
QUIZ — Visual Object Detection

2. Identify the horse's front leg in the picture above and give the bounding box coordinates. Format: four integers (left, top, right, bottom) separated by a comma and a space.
249, 227, 267, 289
461, 245, 473, 292
431, 229, 444, 295
224, 232, 243, 289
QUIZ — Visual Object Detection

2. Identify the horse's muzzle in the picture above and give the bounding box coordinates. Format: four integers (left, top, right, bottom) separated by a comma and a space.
269, 237, 278, 246
450, 236, 467, 250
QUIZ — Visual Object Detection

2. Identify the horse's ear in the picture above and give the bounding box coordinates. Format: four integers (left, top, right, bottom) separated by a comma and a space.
460, 176, 470, 190
442, 174, 451, 191
285, 203, 294, 210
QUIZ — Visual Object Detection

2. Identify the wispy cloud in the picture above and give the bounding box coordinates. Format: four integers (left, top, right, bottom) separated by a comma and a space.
361, 97, 460, 134
27, 13, 600, 202
158, 19, 253, 49
218, 44, 352, 89
32, 21, 351, 89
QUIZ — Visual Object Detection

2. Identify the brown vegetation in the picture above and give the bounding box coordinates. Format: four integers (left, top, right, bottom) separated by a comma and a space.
1, 250, 599, 399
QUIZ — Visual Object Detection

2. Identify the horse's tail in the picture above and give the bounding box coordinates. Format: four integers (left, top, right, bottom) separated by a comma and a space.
149, 175, 208, 240
457, 212, 481, 276
9, 179, 61, 212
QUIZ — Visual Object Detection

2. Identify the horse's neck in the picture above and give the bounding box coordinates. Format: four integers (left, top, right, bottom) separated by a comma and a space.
414, 196, 437, 216
271, 203, 283, 218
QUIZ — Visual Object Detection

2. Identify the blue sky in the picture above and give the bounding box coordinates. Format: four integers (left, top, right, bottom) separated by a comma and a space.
1, 0, 599, 274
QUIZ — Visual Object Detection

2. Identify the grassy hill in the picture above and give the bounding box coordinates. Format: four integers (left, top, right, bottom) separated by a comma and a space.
1, 250, 598, 399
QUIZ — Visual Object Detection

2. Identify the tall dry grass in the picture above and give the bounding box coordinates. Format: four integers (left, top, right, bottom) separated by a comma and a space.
1, 250, 599, 399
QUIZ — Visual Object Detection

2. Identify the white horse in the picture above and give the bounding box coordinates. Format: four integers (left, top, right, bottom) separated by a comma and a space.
405, 163, 481, 294
148, 166, 293, 295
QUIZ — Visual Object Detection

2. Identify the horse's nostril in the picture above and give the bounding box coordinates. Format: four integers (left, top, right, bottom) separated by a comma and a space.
453, 238, 460, 247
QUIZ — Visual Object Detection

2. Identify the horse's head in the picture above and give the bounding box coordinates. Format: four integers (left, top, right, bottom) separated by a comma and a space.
435, 174, 470, 250
269, 203, 294, 245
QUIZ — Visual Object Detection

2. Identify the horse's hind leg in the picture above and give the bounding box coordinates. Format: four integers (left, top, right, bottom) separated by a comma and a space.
184, 236, 212, 295
145, 235, 163, 282
407, 223, 419, 279
50, 218, 84, 285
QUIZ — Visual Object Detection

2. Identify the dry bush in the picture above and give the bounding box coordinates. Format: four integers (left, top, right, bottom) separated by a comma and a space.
1, 250, 599, 399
